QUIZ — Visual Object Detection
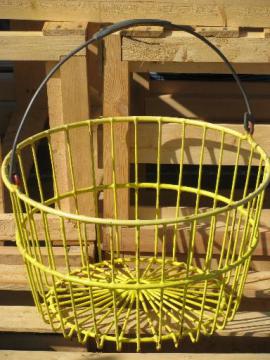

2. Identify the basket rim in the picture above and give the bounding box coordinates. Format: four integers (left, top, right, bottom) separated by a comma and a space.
2, 116, 270, 226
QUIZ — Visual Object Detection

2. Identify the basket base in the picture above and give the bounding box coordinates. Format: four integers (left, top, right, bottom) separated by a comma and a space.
43, 257, 234, 350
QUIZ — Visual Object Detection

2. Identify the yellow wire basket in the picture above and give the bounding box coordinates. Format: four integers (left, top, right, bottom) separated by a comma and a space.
2, 20, 270, 351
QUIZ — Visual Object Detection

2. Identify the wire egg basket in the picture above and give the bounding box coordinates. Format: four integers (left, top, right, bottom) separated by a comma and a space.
2, 19, 270, 351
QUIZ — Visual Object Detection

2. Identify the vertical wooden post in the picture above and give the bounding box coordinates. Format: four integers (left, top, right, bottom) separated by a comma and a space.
45, 22, 94, 216
103, 33, 131, 220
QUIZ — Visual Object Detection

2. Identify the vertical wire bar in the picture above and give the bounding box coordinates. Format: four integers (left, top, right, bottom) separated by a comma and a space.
59, 216, 82, 341
134, 117, 139, 221
222, 201, 252, 327
30, 142, 52, 284
172, 122, 186, 261
109, 226, 120, 350
251, 157, 263, 212
230, 137, 242, 201
217, 136, 242, 273
46, 134, 68, 333
187, 126, 207, 269
82, 223, 100, 345
65, 127, 87, 266
158, 224, 166, 349
110, 118, 120, 257
134, 117, 141, 350
59, 127, 85, 339
224, 147, 254, 314
154, 118, 162, 257
226, 145, 254, 287
179, 125, 206, 337
135, 224, 141, 351
196, 130, 225, 337
88, 121, 102, 261
233, 188, 266, 318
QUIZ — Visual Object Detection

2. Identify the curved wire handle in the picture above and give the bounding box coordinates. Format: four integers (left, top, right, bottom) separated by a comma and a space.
9, 18, 254, 183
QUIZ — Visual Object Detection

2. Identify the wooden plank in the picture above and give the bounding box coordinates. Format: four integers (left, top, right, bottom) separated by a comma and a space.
0, 246, 86, 267
102, 207, 270, 257
122, 29, 270, 64
196, 26, 240, 38
145, 94, 270, 123
45, 22, 94, 216
2, 0, 270, 27
103, 33, 130, 219
0, 264, 29, 291
150, 79, 270, 97
129, 123, 270, 165
1, 261, 269, 298
0, 213, 95, 241
129, 62, 270, 75
0, 305, 269, 337
0, 30, 85, 61
1, 352, 270, 360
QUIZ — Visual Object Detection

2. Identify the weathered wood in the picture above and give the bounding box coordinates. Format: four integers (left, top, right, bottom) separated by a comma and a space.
0, 264, 29, 291
150, 79, 270, 97
122, 30, 270, 64
2, 0, 270, 28
129, 123, 270, 165
196, 26, 240, 38
102, 207, 270, 257
129, 62, 270, 75
0, 246, 86, 267
1, 351, 270, 360
0, 213, 95, 241
0, 31, 85, 61
145, 94, 270, 123
103, 33, 130, 219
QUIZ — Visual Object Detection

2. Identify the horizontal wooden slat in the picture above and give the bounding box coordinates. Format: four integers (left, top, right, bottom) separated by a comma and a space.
145, 95, 270, 123
0, 264, 29, 291
0, 245, 86, 266
130, 123, 270, 165
0, 29, 85, 61
102, 207, 270, 257
1, 0, 270, 27
1, 352, 270, 360
0, 305, 269, 337
1, 263, 268, 302
122, 30, 270, 64
130, 62, 270, 75
0, 213, 95, 241
149, 79, 270, 97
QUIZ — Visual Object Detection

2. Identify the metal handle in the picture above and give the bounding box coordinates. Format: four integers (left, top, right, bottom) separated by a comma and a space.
9, 18, 254, 183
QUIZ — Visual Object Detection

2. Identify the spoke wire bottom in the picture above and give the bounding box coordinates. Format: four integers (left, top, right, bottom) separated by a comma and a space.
43, 258, 236, 350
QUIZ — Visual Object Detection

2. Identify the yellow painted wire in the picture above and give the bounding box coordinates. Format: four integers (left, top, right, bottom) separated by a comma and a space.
2, 116, 270, 351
